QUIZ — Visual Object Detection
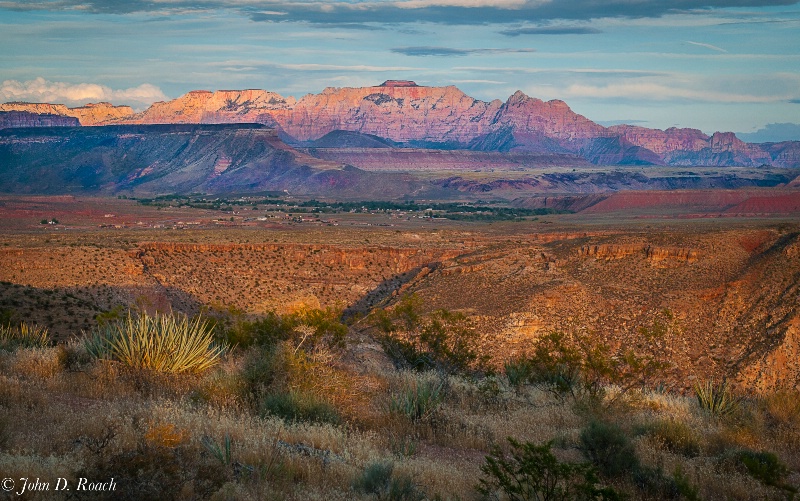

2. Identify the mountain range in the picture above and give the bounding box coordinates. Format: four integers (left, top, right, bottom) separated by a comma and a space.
2, 80, 799, 169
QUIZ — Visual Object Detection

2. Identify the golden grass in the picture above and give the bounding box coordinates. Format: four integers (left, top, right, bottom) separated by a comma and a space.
0, 342, 798, 500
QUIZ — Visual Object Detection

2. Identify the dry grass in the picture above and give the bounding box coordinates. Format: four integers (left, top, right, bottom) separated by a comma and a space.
0, 338, 798, 500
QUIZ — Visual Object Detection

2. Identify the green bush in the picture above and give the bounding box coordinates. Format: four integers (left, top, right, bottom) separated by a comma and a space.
644, 419, 702, 458
353, 461, 424, 501
693, 379, 742, 418
579, 421, 639, 479
736, 449, 796, 495
504, 357, 534, 388
376, 295, 484, 374
214, 307, 347, 351
389, 377, 444, 422
477, 438, 621, 501
508, 331, 664, 406
261, 390, 341, 425
0, 322, 49, 351
84, 312, 228, 374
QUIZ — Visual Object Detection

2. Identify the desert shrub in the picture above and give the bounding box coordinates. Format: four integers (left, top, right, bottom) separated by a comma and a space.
579, 421, 639, 479
261, 390, 341, 425
84, 312, 228, 374
0, 322, 49, 351
376, 295, 484, 374
736, 449, 796, 495
353, 461, 425, 501
510, 331, 664, 407
214, 306, 347, 351
504, 357, 534, 388
477, 438, 621, 501
644, 419, 702, 457
389, 376, 444, 422
762, 389, 800, 426
693, 379, 742, 418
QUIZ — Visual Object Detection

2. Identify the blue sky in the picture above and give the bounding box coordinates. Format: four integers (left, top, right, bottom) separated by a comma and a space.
1, 0, 799, 137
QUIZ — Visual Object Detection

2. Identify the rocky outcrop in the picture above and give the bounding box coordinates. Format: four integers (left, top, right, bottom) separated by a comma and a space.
69, 102, 135, 125
127, 89, 295, 125
609, 125, 774, 167
0, 111, 79, 129
0, 101, 133, 125
578, 244, 699, 263
761, 141, 800, 168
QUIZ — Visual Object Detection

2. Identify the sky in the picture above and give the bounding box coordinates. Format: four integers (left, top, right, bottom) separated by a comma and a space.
1, 0, 799, 138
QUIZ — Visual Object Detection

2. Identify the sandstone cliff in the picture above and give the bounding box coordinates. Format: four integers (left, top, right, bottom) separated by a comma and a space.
0, 110, 79, 129
0, 101, 134, 125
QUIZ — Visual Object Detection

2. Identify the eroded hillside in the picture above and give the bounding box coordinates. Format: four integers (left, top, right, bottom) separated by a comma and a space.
1, 221, 798, 392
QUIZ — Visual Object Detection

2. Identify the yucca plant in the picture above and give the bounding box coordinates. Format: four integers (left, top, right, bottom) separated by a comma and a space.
85, 312, 227, 374
389, 378, 444, 422
0, 322, 49, 350
693, 378, 742, 418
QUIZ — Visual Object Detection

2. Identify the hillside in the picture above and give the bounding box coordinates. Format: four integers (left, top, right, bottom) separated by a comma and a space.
0, 124, 431, 198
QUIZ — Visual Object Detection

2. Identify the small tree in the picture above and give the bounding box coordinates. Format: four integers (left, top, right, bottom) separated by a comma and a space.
477, 438, 621, 501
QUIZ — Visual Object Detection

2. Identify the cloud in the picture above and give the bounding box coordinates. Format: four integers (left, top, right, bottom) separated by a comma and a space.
392, 46, 535, 56
2, 0, 799, 25
686, 40, 727, 52
0, 77, 168, 107
558, 81, 793, 103
500, 26, 602, 36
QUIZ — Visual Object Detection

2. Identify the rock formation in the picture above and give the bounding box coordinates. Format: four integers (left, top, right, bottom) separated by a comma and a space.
3, 81, 799, 166
0, 101, 134, 125
0, 110, 79, 129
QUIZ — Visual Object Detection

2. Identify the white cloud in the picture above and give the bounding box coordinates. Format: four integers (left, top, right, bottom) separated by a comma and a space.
0, 77, 168, 107
557, 81, 792, 103
686, 41, 727, 53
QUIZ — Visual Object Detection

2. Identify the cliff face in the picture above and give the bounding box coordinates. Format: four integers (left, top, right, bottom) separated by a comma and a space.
0, 111, 79, 129
128, 89, 295, 125
0, 101, 134, 125
4, 81, 798, 166
270, 83, 503, 144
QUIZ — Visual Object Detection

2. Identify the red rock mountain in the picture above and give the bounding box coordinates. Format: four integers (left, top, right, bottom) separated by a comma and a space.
3, 81, 797, 167
0, 101, 134, 125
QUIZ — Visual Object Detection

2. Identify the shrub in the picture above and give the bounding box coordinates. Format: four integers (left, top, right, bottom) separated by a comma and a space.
376, 295, 484, 374
504, 357, 534, 388
693, 379, 742, 418
353, 461, 424, 501
84, 312, 228, 374
644, 419, 702, 457
477, 438, 621, 501
762, 389, 800, 426
579, 421, 639, 479
510, 330, 665, 406
736, 450, 795, 494
214, 307, 348, 351
389, 376, 444, 422
261, 390, 341, 425
0, 322, 49, 351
